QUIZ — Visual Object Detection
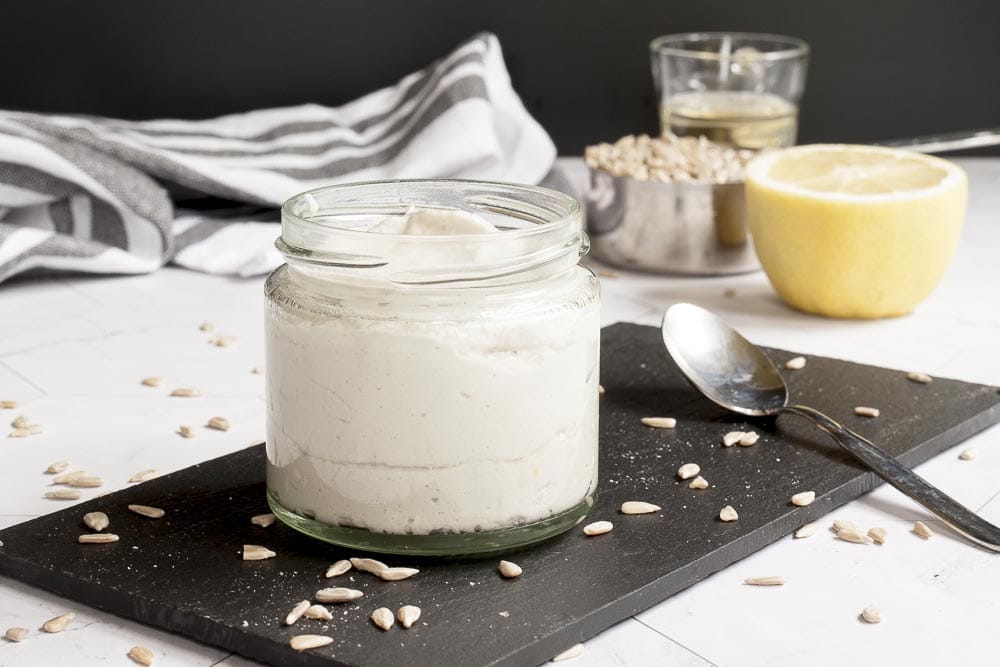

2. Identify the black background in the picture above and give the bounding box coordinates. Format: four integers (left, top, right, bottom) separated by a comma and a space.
2, 0, 998, 154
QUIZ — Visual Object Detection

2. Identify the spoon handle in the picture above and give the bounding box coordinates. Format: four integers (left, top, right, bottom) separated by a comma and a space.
781, 404, 1000, 552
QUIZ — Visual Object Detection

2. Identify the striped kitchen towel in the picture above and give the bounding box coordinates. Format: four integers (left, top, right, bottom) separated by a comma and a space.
0, 32, 556, 282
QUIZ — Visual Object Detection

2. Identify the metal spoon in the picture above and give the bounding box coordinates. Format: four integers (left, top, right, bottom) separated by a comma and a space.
661, 302, 1000, 552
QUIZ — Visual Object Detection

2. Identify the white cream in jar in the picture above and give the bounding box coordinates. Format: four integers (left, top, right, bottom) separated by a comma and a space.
265, 180, 600, 555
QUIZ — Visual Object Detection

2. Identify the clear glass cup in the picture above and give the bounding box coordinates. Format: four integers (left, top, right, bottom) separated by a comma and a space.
650, 32, 809, 149
265, 180, 601, 556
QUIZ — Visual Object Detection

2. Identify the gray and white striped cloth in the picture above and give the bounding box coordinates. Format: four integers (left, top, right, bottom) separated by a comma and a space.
0, 32, 556, 282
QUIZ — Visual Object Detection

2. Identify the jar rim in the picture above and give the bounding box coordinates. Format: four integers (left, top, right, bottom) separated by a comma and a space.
650, 32, 809, 62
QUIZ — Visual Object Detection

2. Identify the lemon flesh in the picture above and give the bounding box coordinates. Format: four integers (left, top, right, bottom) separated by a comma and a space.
746, 145, 967, 319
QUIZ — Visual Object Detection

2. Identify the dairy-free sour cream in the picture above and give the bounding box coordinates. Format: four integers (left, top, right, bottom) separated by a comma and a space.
266, 181, 600, 555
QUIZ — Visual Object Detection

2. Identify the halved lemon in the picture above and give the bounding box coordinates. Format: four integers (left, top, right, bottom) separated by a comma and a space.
746, 144, 967, 318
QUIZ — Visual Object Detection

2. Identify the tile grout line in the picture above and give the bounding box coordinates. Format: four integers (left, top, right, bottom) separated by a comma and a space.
207, 652, 237, 667
0, 358, 49, 396
632, 616, 719, 666
976, 487, 1000, 513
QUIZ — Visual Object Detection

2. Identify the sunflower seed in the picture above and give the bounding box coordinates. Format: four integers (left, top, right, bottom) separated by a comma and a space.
42, 613, 74, 633
211, 336, 237, 348
552, 643, 585, 662
791, 491, 816, 506
178, 425, 195, 438
397, 605, 421, 628
315, 587, 363, 603
677, 463, 700, 480
66, 475, 103, 488
79, 533, 119, 544
794, 523, 816, 539
597, 269, 621, 278
785, 356, 807, 370
284, 600, 310, 625
833, 519, 860, 533
289, 634, 333, 651
251, 366, 264, 375
641, 417, 676, 429
83, 511, 109, 532
371, 607, 394, 631
583, 520, 613, 536
127, 645, 155, 665
44, 489, 81, 500
379, 567, 420, 581
854, 406, 880, 418
621, 501, 661, 515
303, 605, 333, 621
738, 431, 759, 447
11, 415, 30, 429
868, 527, 888, 544
129, 469, 160, 483
350, 557, 388, 575
0, 400, 17, 409
170, 387, 201, 397
722, 431, 745, 447
251, 513, 276, 528
53, 470, 87, 484
959, 448, 977, 461
9, 428, 32, 438
207, 416, 231, 431
913, 521, 934, 539
598, 384, 605, 395
498, 560, 523, 578
744, 576, 785, 586
837, 527, 871, 544
140, 377, 162, 388
46, 461, 70, 474
720, 505, 739, 522
325, 560, 352, 578
906, 371, 933, 384
242, 544, 276, 560
688, 475, 709, 490
129, 504, 165, 519
861, 605, 882, 623
4, 627, 29, 642
199, 322, 215, 333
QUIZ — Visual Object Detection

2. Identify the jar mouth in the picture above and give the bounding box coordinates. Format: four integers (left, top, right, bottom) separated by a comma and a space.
650, 32, 809, 62
279, 179, 587, 286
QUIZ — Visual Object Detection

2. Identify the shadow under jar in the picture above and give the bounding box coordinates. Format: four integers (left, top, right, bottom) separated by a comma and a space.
265, 180, 601, 556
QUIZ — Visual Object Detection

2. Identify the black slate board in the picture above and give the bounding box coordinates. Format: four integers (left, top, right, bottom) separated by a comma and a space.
1, 323, 998, 667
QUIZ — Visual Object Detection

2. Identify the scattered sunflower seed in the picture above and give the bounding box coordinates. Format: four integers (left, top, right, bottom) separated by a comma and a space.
641, 417, 677, 429
53, 470, 87, 485
178, 425, 195, 438
744, 576, 785, 586
79, 533, 120, 544
83, 511, 109, 532
397, 605, 421, 629
794, 524, 816, 539
242, 544, 276, 560
129, 469, 160, 483
621, 501, 661, 515
868, 527, 888, 544
722, 431, 745, 447
42, 613, 74, 633
199, 322, 215, 333
0, 400, 17, 409
251, 366, 264, 375
129, 504, 165, 519
325, 560, 352, 578
832, 519, 860, 533
66, 475, 103, 488
688, 475, 709, 490
350, 557, 388, 575
371, 607, 395, 631
140, 377, 162, 388
378, 567, 420, 581
46, 461, 70, 474
251, 513, 276, 528
289, 634, 333, 651
720, 505, 739, 522
677, 463, 700, 480
45, 489, 81, 500
791, 491, 816, 507
837, 527, 871, 544
598, 384, 605, 395
597, 269, 621, 279
285, 600, 310, 626
303, 605, 333, 621
913, 521, 934, 539
583, 520, 613, 536
4, 627, 29, 642
785, 356, 807, 370
498, 560, 523, 578
11, 415, 30, 429
738, 431, 760, 447
211, 336, 237, 348
906, 372, 933, 384
315, 587, 363, 603
854, 406, 880, 418
861, 605, 882, 624
207, 416, 231, 431
170, 388, 201, 397
128, 645, 155, 666
959, 448, 977, 461
9, 428, 33, 438
552, 643, 585, 662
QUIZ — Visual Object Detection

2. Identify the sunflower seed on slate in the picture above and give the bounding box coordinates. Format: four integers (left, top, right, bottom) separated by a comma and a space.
128, 504, 165, 519
583, 520, 613, 536
397, 605, 421, 629
315, 587, 363, 603
303, 605, 333, 621
620, 501, 661, 515
325, 560, 352, 578
289, 634, 333, 651
719, 505, 739, 522
79, 533, 119, 544
83, 511, 109, 532
242, 544, 276, 560
498, 560, 522, 578
285, 600, 310, 626
251, 513, 276, 528
370, 607, 394, 631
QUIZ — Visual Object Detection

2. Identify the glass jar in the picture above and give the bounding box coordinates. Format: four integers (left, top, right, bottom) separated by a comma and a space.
265, 180, 600, 556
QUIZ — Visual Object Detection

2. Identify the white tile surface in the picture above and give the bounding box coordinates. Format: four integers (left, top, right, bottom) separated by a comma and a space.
0, 158, 998, 666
